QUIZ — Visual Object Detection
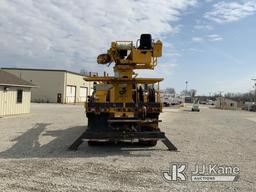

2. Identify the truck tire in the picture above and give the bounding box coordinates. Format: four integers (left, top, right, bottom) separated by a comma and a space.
88, 141, 100, 146
139, 140, 157, 147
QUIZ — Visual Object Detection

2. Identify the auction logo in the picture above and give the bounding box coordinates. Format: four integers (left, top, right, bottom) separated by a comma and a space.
162, 163, 187, 182
162, 163, 240, 182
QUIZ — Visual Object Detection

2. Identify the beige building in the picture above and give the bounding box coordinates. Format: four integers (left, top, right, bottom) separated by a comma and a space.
2, 68, 92, 103
215, 97, 238, 110
0, 70, 36, 116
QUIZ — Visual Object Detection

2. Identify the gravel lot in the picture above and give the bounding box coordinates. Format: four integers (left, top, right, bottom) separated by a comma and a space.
0, 103, 255, 192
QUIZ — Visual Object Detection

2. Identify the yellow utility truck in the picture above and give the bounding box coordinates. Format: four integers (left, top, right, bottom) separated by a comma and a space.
69, 34, 177, 150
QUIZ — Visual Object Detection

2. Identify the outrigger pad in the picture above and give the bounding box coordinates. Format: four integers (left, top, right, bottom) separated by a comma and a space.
69, 131, 177, 151
161, 136, 178, 151
69, 131, 88, 151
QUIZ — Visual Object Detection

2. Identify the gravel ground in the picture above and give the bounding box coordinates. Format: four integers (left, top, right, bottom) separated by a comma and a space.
0, 103, 255, 192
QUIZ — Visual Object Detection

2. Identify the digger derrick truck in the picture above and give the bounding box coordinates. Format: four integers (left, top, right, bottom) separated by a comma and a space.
69, 34, 177, 151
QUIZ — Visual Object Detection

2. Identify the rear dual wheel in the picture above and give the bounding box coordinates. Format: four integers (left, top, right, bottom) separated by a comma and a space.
87, 141, 106, 146
139, 140, 157, 147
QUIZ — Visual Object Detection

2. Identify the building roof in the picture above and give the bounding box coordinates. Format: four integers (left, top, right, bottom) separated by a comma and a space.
2, 67, 86, 77
0, 70, 36, 88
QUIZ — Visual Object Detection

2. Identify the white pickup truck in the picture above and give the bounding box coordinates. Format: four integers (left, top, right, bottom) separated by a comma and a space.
192, 99, 200, 112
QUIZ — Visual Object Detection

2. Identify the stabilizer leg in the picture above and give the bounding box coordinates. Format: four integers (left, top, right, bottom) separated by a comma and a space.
161, 136, 177, 151
69, 131, 87, 150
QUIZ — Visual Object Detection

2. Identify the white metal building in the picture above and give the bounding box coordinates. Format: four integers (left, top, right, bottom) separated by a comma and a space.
2, 68, 92, 104
0, 70, 36, 116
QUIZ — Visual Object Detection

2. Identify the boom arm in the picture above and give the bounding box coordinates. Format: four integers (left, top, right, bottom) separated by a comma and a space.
97, 34, 162, 70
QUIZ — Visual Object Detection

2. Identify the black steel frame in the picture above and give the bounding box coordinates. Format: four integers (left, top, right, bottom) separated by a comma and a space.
69, 130, 177, 151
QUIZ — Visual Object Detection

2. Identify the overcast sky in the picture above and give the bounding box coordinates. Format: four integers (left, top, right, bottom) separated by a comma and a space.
0, 0, 256, 95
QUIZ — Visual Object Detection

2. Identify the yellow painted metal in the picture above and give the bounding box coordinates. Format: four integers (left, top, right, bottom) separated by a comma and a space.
112, 83, 133, 103
95, 90, 107, 102
153, 40, 162, 57
131, 48, 152, 66
86, 35, 164, 112
99, 38, 163, 70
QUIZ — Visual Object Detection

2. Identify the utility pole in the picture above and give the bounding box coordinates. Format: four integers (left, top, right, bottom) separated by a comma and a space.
183, 81, 188, 107
252, 79, 256, 102
185, 81, 188, 96
209, 92, 211, 99
219, 91, 223, 109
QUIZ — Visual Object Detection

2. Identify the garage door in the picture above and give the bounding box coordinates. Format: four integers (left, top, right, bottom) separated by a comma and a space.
79, 87, 87, 102
66, 86, 76, 103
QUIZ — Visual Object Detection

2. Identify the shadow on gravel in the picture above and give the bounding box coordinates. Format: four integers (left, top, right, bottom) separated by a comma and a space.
0, 123, 160, 159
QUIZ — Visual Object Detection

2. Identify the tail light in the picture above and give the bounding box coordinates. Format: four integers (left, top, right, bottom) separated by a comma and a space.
104, 108, 110, 112
88, 107, 95, 112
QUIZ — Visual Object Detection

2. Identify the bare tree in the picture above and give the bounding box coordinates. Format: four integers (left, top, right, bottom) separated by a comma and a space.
181, 89, 197, 97
180, 90, 186, 96
80, 68, 87, 75
165, 88, 176, 94
190, 89, 197, 98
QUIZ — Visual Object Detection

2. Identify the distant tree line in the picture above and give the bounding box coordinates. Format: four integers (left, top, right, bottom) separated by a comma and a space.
223, 91, 256, 102
180, 89, 197, 98
80, 68, 88, 75
163, 87, 256, 102
197, 91, 256, 102
164, 88, 197, 98
165, 88, 176, 94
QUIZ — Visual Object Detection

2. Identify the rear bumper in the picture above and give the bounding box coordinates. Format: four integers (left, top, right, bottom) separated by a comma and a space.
81, 130, 166, 141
